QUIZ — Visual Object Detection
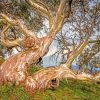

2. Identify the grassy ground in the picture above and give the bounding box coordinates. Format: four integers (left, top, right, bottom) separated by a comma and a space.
0, 66, 100, 100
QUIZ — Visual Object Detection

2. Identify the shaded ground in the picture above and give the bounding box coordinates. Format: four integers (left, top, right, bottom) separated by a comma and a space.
0, 66, 100, 100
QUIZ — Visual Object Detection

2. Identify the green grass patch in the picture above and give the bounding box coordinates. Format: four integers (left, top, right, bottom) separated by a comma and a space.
27, 65, 42, 76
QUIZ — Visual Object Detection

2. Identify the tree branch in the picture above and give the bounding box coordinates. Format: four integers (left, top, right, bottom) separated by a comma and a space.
39, 0, 73, 52
48, 0, 67, 38
65, 35, 90, 67
89, 39, 100, 43
26, 0, 53, 29
0, 39, 22, 48
0, 13, 37, 38
0, 24, 22, 48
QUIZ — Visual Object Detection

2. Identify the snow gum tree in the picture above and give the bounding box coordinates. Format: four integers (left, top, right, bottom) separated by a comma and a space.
0, 0, 99, 94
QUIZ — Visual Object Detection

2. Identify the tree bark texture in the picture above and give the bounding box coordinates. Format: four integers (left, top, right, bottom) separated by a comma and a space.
0, 0, 100, 95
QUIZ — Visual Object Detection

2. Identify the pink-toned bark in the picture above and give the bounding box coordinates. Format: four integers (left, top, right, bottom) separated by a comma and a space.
0, 0, 99, 95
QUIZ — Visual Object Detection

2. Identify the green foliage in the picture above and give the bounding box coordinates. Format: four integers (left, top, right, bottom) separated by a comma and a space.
0, 85, 30, 100
0, 66, 100, 100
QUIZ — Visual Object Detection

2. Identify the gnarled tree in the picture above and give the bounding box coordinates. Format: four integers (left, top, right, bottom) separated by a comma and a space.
0, 0, 100, 94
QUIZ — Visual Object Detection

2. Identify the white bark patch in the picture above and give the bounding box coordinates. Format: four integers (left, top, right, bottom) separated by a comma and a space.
26, 77, 36, 89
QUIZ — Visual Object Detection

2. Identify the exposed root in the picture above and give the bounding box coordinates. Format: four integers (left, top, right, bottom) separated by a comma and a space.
24, 65, 76, 94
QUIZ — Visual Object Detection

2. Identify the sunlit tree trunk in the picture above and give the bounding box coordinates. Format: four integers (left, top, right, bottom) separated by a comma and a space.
0, 0, 99, 95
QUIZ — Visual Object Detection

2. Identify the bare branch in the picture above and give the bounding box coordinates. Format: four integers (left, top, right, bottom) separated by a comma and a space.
0, 39, 22, 48
76, 72, 94, 81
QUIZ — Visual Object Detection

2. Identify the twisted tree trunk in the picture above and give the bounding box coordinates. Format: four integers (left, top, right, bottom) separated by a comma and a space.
0, 0, 99, 95
0, 34, 77, 94
0, 35, 54, 85
24, 64, 76, 94
0, 35, 100, 94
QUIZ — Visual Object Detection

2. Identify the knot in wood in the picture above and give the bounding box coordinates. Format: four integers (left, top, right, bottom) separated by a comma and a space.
22, 36, 35, 48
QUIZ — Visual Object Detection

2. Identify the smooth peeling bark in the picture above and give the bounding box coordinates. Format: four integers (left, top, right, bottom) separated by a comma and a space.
0, 30, 93, 95
0, 34, 62, 85
24, 64, 100, 94
0, 56, 76, 94
24, 64, 76, 94
0, 37, 49, 85
65, 36, 90, 68
0, 32, 92, 94
0, 0, 89, 95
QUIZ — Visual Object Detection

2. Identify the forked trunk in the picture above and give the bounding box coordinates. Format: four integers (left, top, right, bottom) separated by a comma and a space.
0, 36, 54, 85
